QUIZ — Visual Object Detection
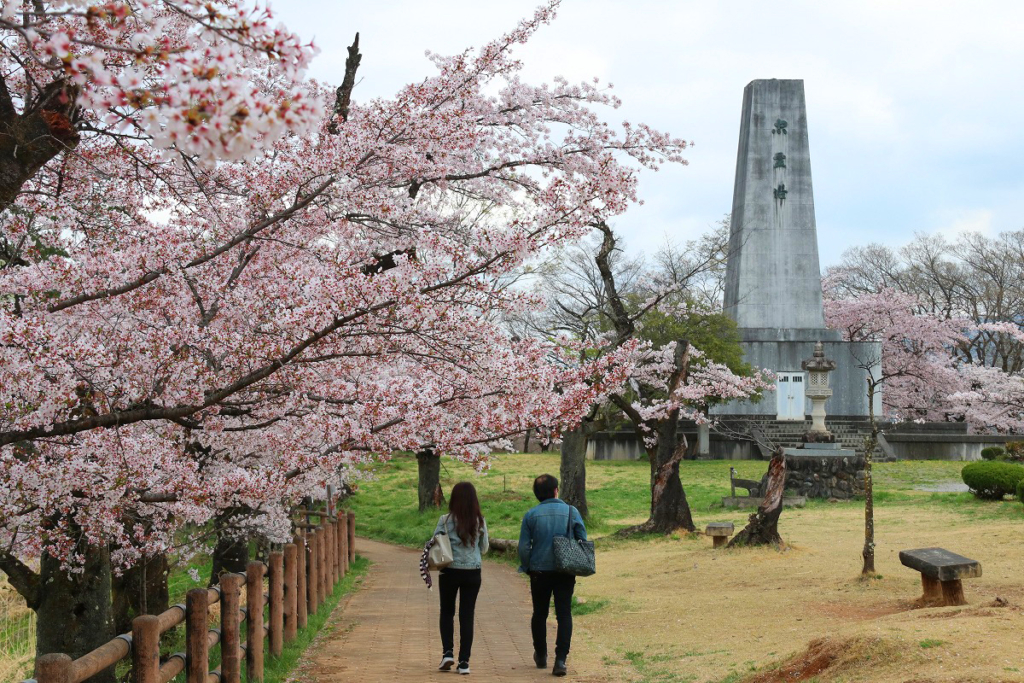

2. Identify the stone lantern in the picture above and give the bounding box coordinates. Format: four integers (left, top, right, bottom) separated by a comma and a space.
801, 341, 837, 441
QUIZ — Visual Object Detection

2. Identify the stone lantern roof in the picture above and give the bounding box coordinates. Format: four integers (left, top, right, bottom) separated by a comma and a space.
801, 341, 837, 373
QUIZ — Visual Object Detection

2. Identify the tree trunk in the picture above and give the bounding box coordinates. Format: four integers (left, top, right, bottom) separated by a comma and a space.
559, 425, 590, 518
417, 448, 445, 513
621, 418, 695, 534
862, 381, 878, 575
35, 544, 115, 683
210, 532, 249, 586
522, 429, 532, 454
112, 553, 170, 635
0, 78, 81, 214
730, 448, 787, 547
647, 420, 696, 533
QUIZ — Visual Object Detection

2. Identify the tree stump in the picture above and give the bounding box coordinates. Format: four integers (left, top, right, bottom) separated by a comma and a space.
728, 448, 787, 548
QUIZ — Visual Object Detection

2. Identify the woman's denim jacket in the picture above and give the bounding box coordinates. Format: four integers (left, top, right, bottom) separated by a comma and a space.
434, 514, 489, 569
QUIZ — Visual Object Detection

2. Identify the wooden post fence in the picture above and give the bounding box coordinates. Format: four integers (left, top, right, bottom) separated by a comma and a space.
220, 573, 243, 683
283, 543, 298, 643
348, 511, 356, 564
246, 561, 265, 683
307, 529, 319, 614
26, 510, 356, 683
343, 513, 349, 575
294, 534, 308, 630
268, 550, 284, 658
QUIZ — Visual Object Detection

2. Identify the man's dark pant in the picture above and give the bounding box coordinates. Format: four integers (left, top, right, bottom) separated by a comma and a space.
529, 571, 576, 661
438, 568, 482, 662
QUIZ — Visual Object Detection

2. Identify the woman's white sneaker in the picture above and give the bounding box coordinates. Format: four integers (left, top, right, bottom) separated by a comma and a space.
457, 661, 471, 674
438, 653, 455, 671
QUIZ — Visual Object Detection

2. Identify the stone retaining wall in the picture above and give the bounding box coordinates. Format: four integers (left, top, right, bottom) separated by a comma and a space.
774, 453, 866, 499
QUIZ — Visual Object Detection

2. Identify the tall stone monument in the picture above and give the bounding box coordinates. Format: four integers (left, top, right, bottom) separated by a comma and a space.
715, 79, 880, 448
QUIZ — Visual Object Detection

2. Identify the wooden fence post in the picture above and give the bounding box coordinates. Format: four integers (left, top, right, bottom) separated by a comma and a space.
317, 523, 328, 604
336, 517, 343, 582
327, 519, 337, 588
245, 562, 265, 683
186, 588, 209, 683
283, 543, 297, 642
343, 512, 350, 574
320, 520, 330, 595
348, 511, 356, 564
268, 551, 284, 657
35, 653, 72, 683
294, 534, 308, 629
220, 573, 242, 683
307, 530, 319, 614
132, 614, 161, 683
342, 516, 350, 581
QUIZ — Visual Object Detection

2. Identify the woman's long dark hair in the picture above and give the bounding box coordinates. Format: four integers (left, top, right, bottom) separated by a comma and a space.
448, 482, 484, 545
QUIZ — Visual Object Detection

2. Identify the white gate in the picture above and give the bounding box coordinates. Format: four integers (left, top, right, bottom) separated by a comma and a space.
775, 371, 806, 421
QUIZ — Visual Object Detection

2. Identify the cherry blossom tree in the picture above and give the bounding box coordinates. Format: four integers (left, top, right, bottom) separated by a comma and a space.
826, 231, 1024, 375
951, 323, 1024, 433
0, 0, 323, 213
523, 222, 770, 532
824, 287, 969, 574
1, 1, 689, 667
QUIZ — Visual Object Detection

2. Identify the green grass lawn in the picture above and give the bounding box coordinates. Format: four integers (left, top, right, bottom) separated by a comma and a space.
343, 453, 1022, 549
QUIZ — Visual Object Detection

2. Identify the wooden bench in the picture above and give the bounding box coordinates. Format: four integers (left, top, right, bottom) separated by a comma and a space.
899, 547, 982, 606
705, 522, 734, 548
730, 467, 761, 497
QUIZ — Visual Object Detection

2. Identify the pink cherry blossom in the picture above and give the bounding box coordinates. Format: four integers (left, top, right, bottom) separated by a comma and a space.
1, 1, 689, 568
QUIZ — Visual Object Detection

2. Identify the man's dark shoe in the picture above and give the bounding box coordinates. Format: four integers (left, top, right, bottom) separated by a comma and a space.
552, 659, 567, 676
533, 651, 547, 669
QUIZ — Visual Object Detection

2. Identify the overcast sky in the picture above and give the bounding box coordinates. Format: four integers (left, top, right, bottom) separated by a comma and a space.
273, 0, 1024, 266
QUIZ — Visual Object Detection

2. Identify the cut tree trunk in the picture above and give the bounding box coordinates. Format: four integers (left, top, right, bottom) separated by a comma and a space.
729, 448, 787, 547
559, 425, 590, 518
417, 448, 445, 512
488, 538, 518, 553
112, 552, 170, 635
35, 544, 115, 683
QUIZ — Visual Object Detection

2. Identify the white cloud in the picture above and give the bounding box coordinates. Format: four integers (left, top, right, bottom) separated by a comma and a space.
932, 208, 995, 239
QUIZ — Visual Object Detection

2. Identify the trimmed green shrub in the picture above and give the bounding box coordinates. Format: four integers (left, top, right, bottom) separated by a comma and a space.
961, 461, 1024, 500
1005, 441, 1024, 462
1017, 479, 1024, 502
981, 447, 1005, 461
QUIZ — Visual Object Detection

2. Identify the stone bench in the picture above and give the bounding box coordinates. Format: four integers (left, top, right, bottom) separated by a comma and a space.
705, 522, 734, 548
899, 547, 982, 606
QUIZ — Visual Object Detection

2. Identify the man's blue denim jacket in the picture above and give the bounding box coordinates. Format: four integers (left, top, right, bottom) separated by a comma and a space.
517, 498, 587, 573
434, 514, 489, 569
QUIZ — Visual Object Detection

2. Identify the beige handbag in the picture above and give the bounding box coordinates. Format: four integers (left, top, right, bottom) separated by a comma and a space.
427, 514, 454, 570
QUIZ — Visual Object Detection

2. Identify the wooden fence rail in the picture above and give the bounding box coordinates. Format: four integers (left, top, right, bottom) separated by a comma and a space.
24, 508, 354, 683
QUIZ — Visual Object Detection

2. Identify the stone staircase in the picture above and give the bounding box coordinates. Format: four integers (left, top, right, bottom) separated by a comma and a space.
715, 416, 892, 459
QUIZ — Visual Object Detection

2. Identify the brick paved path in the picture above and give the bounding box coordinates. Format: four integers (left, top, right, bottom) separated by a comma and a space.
295, 539, 608, 682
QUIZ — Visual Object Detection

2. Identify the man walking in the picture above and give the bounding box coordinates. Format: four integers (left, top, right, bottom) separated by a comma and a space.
518, 474, 587, 677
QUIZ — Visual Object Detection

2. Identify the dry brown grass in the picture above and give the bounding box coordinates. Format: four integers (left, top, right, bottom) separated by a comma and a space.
570, 504, 1024, 683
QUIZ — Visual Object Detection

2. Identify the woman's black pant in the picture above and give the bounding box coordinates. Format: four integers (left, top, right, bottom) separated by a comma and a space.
438, 567, 482, 662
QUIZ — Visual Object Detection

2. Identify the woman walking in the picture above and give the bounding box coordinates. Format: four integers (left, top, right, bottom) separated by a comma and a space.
435, 481, 489, 675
